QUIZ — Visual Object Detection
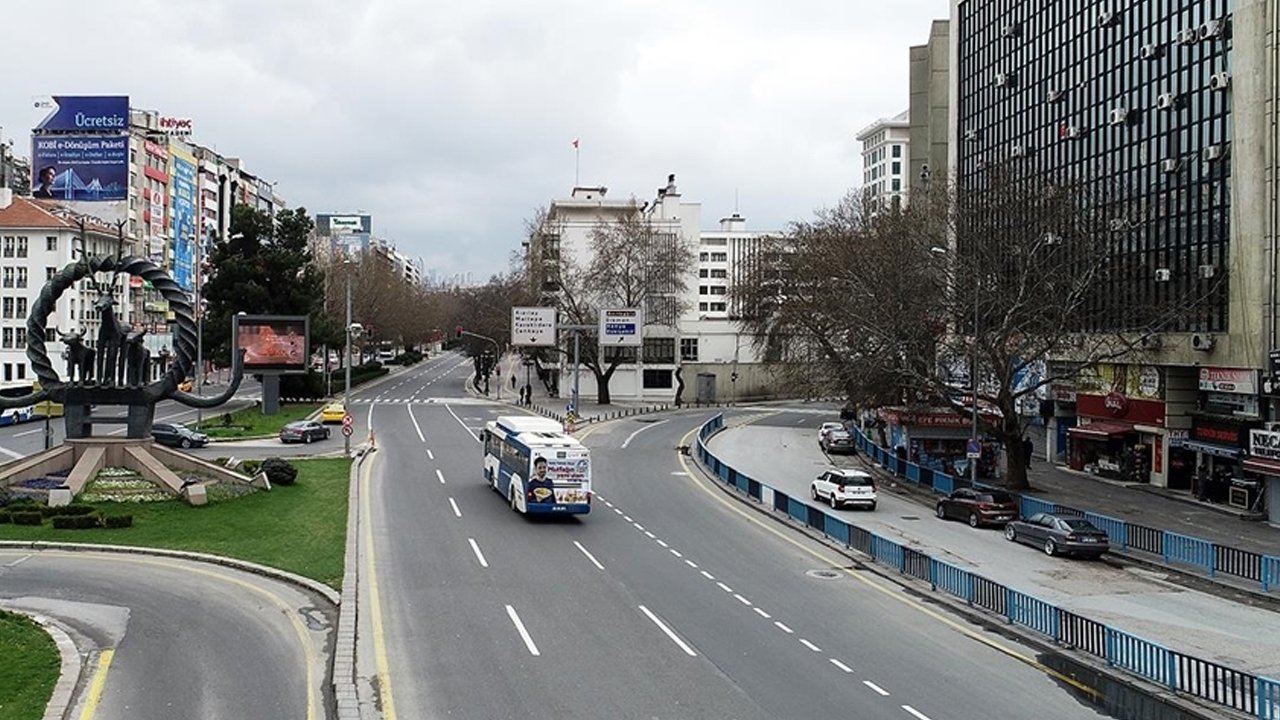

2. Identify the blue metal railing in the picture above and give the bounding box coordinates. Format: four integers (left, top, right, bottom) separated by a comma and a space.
694, 414, 1279, 718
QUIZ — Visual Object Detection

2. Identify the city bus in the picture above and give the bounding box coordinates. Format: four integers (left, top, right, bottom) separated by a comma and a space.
482, 415, 592, 515
0, 381, 38, 426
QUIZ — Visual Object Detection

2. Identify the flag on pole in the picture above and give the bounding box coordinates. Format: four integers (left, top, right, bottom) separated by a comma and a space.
572, 138, 579, 149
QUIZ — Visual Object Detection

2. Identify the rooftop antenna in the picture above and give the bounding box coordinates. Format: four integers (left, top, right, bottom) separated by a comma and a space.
734, 188, 739, 214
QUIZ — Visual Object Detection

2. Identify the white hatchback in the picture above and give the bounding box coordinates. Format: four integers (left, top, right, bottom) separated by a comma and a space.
818, 422, 844, 446
810, 469, 877, 510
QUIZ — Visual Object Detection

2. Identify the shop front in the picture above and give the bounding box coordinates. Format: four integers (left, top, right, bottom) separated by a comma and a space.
1067, 364, 1168, 485
1243, 429, 1279, 524
1186, 414, 1261, 503
878, 407, 1000, 480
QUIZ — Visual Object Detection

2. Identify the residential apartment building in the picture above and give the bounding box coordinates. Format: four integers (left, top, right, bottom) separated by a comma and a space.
951, 0, 1279, 522
855, 111, 911, 204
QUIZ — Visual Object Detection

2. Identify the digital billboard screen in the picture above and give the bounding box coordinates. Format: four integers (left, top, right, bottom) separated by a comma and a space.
233, 315, 310, 373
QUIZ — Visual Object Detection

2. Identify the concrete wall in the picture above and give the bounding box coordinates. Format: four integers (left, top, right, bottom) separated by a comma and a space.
909, 18, 950, 195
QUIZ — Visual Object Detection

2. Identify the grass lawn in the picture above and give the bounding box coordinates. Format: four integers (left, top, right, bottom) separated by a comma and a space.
195, 403, 322, 439
0, 458, 351, 589
0, 610, 59, 720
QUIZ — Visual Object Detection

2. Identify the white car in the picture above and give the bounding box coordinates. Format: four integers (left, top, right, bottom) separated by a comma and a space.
811, 469, 877, 510
818, 422, 844, 446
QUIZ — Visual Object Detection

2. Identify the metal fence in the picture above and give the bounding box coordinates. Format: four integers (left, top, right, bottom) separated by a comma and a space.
697, 413, 1279, 720
846, 427, 1280, 595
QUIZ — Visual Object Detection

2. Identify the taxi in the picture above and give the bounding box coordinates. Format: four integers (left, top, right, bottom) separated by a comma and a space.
320, 402, 347, 424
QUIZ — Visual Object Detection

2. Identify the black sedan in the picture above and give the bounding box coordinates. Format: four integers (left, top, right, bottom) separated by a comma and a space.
279, 420, 330, 444
151, 422, 209, 449
1004, 512, 1110, 558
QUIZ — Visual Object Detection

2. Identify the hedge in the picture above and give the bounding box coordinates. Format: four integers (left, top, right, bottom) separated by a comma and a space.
11, 512, 43, 526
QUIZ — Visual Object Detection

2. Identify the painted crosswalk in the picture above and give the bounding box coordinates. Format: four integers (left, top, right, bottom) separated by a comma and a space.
349, 397, 497, 406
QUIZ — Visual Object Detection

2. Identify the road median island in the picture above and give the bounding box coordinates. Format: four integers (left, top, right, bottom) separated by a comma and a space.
685, 412, 1275, 720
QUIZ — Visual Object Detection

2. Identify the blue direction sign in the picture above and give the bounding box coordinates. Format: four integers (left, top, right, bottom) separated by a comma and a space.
965, 438, 982, 459
599, 308, 642, 346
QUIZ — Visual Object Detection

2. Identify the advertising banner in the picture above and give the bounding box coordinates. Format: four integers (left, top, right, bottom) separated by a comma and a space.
331, 233, 368, 260
33, 95, 129, 132
1076, 363, 1162, 400
159, 116, 193, 136
31, 135, 128, 201
169, 147, 198, 292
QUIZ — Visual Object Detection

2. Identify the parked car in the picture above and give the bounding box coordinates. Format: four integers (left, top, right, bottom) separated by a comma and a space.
1004, 512, 1110, 558
936, 488, 1019, 527
151, 422, 209, 449
279, 420, 330, 444
810, 469, 877, 510
818, 422, 844, 446
320, 402, 347, 424
822, 427, 856, 454
178, 377, 194, 393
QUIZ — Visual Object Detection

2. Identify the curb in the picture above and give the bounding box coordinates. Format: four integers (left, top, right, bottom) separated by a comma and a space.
684, 427, 1242, 720
0, 609, 82, 720
334, 447, 371, 720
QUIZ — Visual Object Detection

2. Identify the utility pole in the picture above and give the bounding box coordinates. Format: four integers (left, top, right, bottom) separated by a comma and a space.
195, 228, 205, 427
344, 266, 353, 458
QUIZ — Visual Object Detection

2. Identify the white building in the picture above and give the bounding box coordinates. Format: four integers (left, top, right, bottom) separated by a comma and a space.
0, 188, 135, 387
855, 110, 911, 205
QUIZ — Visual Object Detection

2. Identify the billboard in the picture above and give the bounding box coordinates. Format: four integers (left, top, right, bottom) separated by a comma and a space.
316, 213, 372, 236
170, 146, 198, 292
331, 233, 369, 260
33, 95, 129, 132
233, 315, 311, 373
31, 135, 129, 201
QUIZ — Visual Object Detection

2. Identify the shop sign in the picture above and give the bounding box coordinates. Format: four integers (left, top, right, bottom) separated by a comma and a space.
1190, 416, 1254, 447
1198, 367, 1257, 395
1077, 393, 1165, 426
1204, 392, 1260, 418
1250, 430, 1280, 460
1167, 429, 1189, 447
1103, 392, 1129, 416
1052, 385, 1076, 402
880, 408, 973, 429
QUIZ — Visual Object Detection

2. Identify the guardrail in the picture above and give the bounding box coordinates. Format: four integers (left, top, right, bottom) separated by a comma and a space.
846, 428, 1280, 594
696, 413, 1279, 720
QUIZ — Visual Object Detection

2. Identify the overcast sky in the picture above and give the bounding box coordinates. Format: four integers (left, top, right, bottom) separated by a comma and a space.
1, 0, 949, 282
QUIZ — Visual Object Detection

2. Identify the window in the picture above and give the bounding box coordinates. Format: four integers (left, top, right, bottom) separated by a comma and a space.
892, 144, 902, 158
16, 298, 26, 318
2, 268, 12, 288
680, 338, 699, 362
710, 252, 727, 262
1, 329, 11, 350
2, 363, 9, 382
709, 302, 726, 312
46, 236, 57, 252
16, 268, 27, 289
15, 364, 24, 379
15, 237, 27, 258
699, 252, 709, 261
1, 298, 11, 319
892, 179, 902, 192
699, 302, 709, 311
643, 337, 675, 364
699, 285, 709, 295
891, 161, 901, 175
642, 369, 673, 389
1, 238, 11, 258
709, 269, 727, 278
46, 267, 56, 281
699, 269, 709, 278
709, 286, 727, 295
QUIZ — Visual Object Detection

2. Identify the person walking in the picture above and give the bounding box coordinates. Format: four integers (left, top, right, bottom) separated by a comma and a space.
511, 373, 517, 391
1022, 437, 1034, 469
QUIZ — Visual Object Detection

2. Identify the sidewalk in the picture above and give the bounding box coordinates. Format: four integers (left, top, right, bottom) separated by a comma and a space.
477, 354, 675, 423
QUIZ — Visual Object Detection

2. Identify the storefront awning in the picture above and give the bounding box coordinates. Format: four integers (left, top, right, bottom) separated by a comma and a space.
1243, 457, 1280, 476
1182, 441, 1242, 460
1067, 421, 1135, 439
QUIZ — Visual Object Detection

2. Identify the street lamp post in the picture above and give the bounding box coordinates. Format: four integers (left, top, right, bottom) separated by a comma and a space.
344, 266, 353, 458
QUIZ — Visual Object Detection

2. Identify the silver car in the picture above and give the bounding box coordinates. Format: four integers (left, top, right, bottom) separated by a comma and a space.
1004, 512, 1109, 558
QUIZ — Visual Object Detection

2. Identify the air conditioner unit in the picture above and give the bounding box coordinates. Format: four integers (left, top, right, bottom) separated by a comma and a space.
1064, 125, 1083, 139
995, 72, 1014, 87
1140, 43, 1163, 60
1154, 268, 1172, 281
1200, 18, 1227, 40
1110, 218, 1130, 231
964, 129, 978, 142
1209, 72, 1232, 91
1109, 108, 1130, 125
1178, 28, 1199, 45
1161, 158, 1181, 173
1046, 88, 1063, 103
1203, 144, 1228, 161
1002, 22, 1021, 38
1097, 10, 1119, 28
1156, 92, 1179, 110
1198, 264, 1216, 278
1191, 333, 1216, 351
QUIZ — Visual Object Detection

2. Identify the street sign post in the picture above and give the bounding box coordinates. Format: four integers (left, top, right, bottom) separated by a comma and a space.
598, 307, 642, 347
342, 425, 353, 438
511, 307, 557, 347
966, 438, 982, 459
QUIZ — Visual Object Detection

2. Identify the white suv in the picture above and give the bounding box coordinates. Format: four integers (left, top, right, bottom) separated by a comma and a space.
811, 469, 877, 510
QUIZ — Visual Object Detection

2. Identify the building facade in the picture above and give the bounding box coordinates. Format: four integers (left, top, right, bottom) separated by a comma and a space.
855, 111, 912, 204
908, 19, 951, 195
951, 0, 1279, 522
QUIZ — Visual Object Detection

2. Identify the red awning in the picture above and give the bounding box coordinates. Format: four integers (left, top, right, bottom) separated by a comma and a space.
1243, 458, 1280, 476
1067, 421, 1135, 439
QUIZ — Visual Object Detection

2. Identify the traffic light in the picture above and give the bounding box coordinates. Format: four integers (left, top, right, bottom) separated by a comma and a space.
455, 326, 463, 339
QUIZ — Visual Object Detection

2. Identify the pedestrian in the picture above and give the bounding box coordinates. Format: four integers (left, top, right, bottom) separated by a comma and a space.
1023, 437, 1034, 468
1195, 464, 1210, 501
511, 374, 517, 390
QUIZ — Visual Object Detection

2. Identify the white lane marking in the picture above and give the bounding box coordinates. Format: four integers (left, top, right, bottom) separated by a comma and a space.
644, 531, 656, 539
4, 555, 33, 568
732, 594, 752, 606
669, 549, 683, 558
902, 706, 931, 720
445, 403, 481, 442
505, 605, 540, 656
700, 570, 715, 581
684, 560, 698, 569
448, 498, 462, 518
426, 449, 434, 460
752, 607, 771, 619
603, 500, 614, 507
620, 418, 668, 449
367, 401, 374, 434
573, 541, 605, 570
436, 469, 446, 484
634, 523, 646, 531
670, 471, 689, 476
638, 605, 697, 657
656, 539, 669, 548
775, 621, 794, 634
0, 446, 22, 459
467, 538, 489, 568
407, 405, 425, 442
716, 582, 733, 593
799, 638, 822, 652
613, 508, 623, 515
13, 428, 44, 437
864, 680, 890, 696
831, 659, 854, 673
623, 515, 633, 522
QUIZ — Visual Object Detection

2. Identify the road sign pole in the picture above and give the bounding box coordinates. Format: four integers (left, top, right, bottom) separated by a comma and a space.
573, 330, 580, 415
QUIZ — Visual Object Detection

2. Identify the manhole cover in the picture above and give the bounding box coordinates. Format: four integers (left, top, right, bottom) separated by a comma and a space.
900, 515, 921, 521
636, 418, 665, 424
805, 569, 841, 579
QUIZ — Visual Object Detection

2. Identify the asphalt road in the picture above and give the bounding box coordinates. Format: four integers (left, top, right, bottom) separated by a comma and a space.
358, 356, 1112, 719
708, 411, 1280, 679
0, 549, 333, 720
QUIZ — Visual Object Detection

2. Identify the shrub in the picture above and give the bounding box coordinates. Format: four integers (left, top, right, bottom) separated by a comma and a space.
260, 457, 298, 486
42, 504, 97, 518
11, 511, 43, 526
0, 512, 10, 523
51, 514, 101, 530
102, 515, 134, 529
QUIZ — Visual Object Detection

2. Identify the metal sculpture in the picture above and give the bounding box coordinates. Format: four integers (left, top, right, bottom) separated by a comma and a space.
56, 328, 95, 383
